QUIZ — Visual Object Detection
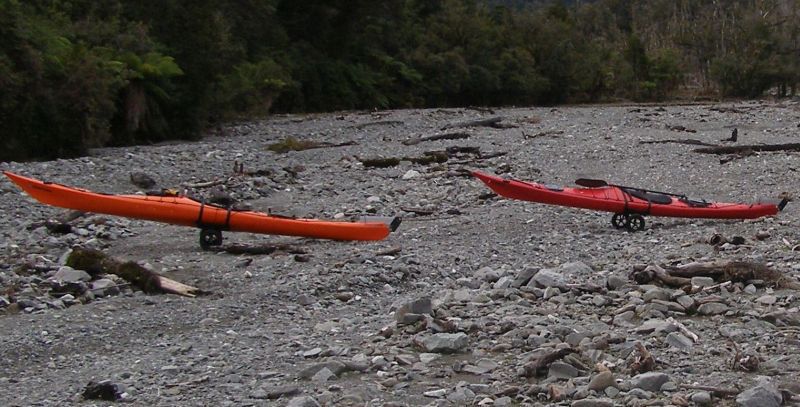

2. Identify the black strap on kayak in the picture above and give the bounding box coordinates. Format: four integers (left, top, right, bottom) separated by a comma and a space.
620, 187, 651, 215
195, 199, 232, 230
196, 199, 206, 226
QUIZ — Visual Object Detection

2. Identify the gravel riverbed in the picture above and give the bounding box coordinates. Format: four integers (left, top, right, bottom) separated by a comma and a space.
2, 101, 800, 406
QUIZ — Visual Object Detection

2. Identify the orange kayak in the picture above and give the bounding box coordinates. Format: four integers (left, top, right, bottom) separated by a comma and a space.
4, 171, 400, 248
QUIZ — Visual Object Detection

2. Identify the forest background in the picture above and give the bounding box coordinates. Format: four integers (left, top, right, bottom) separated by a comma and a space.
2, 0, 799, 161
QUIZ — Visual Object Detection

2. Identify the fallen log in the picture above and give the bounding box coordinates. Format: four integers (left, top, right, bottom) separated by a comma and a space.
524, 130, 564, 139
267, 136, 357, 153
694, 142, 800, 155
639, 139, 716, 146
441, 117, 516, 130
403, 132, 470, 146
631, 260, 800, 290
65, 247, 202, 297
400, 207, 436, 216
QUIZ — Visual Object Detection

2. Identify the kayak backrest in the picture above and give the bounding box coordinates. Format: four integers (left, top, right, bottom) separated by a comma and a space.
622, 188, 672, 204
679, 197, 712, 208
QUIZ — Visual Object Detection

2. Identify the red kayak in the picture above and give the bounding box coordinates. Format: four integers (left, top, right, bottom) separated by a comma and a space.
473, 171, 786, 231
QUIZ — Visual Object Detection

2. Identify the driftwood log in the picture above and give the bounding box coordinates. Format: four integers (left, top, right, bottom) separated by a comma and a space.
524, 130, 564, 139
639, 139, 716, 146
402, 132, 470, 146
631, 260, 800, 290
694, 142, 800, 155
66, 247, 202, 297
441, 116, 516, 130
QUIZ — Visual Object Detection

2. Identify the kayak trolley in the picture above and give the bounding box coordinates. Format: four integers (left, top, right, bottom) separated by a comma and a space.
196, 198, 232, 250
611, 213, 646, 232
199, 228, 223, 250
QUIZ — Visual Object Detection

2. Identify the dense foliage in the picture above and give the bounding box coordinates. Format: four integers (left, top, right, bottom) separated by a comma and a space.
3, 0, 800, 161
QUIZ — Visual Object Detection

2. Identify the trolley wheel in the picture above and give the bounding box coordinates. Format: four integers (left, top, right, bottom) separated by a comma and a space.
611, 213, 628, 229
199, 228, 223, 250
625, 214, 646, 232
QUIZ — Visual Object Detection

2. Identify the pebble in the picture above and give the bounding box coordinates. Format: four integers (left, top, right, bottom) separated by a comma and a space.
548, 361, 579, 379
697, 302, 729, 315
571, 398, 615, 407
665, 332, 694, 350
735, 381, 782, 407
690, 391, 712, 405
587, 371, 615, 391
628, 372, 670, 392
420, 333, 469, 353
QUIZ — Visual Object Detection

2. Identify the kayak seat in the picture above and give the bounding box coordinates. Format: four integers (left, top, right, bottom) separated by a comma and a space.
622, 188, 672, 204
679, 197, 712, 208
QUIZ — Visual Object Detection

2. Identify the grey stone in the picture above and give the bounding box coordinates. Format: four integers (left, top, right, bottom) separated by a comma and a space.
463, 359, 498, 375
627, 388, 654, 399
529, 268, 567, 290
419, 353, 440, 364
297, 294, 316, 306
744, 284, 758, 295
613, 311, 636, 327
691, 276, 716, 287
53, 267, 91, 283
665, 332, 693, 350
511, 267, 538, 288
560, 261, 593, 276
302, 348, 323, 358
642, 288, 670, 302
91, 279, 119, 296
287, 396, 321, 407
606, 274, 627, 290
628, 372, 670, 392
571, 398, 615, 407
263, 385, 300, 399
298, 361, 347, 379
635, 318, 671, 335
311, 367, 335, 382
736, 382, 782, 407
675, 295, 695, 310
421, 333, 469, 353
447, 387, 475, 403
401, 170, 420, 180
493, 276, 514, 289
587, 371, 615, 391
543, 286, 561, 299
548, 361, 579, 379
756, 294, 777, 305
423, 389, 447, 398
592, 295, 610, 306
395, 296, 432, 325
494, 396, 512, 406
475, 266, 501, 282
697, 302, 729, 315
719, 325, 754, 341
691, 391, 712, 405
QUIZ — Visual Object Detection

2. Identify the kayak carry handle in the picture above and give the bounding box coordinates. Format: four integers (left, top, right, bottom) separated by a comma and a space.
779, 197, 790, 211
359, 216, 402, 232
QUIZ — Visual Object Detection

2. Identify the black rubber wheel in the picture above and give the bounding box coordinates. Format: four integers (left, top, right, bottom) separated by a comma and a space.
611, 213, 628, 229
625, 214, 646, 232
199, 228, 223, 250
